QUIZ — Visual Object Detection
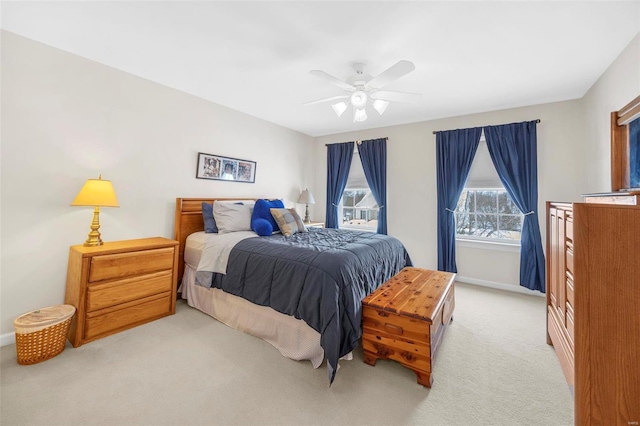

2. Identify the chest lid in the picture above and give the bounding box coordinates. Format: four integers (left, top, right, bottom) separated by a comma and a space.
363, 267, 455, 322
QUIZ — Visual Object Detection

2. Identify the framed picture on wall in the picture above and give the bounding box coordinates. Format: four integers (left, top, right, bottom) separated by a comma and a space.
196, 152, 256, 183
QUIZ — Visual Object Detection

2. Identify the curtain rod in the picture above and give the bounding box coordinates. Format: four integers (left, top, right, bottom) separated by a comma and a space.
431, 119, 541, 135
325, 137, 388, 146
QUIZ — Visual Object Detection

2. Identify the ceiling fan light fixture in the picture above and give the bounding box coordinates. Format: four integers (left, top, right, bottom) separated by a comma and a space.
331, 101, 348, 117
372, 99, 389, 115
353, 108, 367, 123
350, 90, 368, 108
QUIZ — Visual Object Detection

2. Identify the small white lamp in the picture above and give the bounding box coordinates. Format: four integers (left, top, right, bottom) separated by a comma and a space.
297, 189, 315, 224
71, 175, 119, 246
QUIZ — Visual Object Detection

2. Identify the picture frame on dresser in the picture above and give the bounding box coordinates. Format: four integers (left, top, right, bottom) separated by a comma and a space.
196, 152, 256, 183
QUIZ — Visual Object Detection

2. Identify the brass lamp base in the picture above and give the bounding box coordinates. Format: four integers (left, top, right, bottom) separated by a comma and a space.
83, 206, 104, 247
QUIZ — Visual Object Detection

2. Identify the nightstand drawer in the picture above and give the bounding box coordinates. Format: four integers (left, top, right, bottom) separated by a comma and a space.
89, 248, 174, 282
84, 293, 171, 340
86, 270, 173, 312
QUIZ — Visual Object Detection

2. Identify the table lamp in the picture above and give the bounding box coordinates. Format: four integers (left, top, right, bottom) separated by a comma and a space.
71, 175, 119, 246
297, 189, 315, 224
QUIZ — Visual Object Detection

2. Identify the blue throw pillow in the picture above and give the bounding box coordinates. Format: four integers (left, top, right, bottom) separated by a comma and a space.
251, 198, 284, 234
252, 218, 273, 236
202, 202, 218, 233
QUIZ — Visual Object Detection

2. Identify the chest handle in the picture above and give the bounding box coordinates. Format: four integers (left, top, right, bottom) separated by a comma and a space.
384, 323, 404, 335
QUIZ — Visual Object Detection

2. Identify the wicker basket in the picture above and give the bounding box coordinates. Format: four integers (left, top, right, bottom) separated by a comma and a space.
14, 305, 76, 365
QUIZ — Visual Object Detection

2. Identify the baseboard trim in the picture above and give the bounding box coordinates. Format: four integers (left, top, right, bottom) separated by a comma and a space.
1, 331, 16, 347
456, 275, 545, 297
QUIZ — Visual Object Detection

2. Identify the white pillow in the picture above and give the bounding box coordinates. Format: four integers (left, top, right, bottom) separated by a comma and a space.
213, 202, 253, 233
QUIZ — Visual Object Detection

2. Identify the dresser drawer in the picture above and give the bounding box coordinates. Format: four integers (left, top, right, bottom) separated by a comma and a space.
84, 293, 171, 340
566, 305, 575, 346
566, 273, 574, 307
89, 248, 175, 282
566, 248, 574, 274
86, 270, 173, 312
565, 217, 573, 240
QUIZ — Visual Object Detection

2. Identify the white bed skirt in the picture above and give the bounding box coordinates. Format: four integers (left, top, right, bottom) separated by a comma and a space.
180, 265, 333, 368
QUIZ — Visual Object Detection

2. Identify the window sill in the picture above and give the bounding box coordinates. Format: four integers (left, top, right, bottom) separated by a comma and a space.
456, 238, 520, 253
339, 225, 377, 233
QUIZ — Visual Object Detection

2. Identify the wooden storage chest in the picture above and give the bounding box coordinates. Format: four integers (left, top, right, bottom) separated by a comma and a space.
362, 267, 455, 387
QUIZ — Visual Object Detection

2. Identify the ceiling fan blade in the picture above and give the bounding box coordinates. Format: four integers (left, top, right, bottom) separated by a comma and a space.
303, 95, 349, 106
309, 70, 356, 91
371, 90, 422, 103
366, 60, 415, 89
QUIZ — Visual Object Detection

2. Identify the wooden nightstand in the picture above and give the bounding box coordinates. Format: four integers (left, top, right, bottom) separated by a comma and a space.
64, 237, 179, 347
305, 222, 325, 228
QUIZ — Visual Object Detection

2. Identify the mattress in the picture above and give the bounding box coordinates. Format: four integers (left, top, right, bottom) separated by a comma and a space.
181, 251, 338, 369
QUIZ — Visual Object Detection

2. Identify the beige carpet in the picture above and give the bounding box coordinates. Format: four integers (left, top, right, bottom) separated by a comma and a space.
0, 283, 574, 426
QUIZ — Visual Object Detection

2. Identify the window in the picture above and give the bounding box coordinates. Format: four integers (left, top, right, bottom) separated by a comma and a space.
612, 95, 640, 191
339, 149, 378, 232
455, 189, 522, 242
455, 136, 523, 243
340, 189, 378, 231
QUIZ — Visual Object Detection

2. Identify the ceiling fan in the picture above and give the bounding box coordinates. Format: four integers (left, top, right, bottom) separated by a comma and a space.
304, 60, 421, 123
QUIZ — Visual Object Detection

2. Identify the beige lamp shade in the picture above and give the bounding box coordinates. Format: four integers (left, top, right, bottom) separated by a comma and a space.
297, 189, 315, 205
297, 189, 315, 224
71, 176, 119, 207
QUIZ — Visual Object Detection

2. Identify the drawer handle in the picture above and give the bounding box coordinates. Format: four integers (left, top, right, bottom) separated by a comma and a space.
384, 323, 403, 335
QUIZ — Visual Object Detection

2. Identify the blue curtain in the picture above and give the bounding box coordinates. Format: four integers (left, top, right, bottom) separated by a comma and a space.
484, 121, 545, 292
358, 138, 387, 234
436, 128, 482, 272
326, 142, 354, 228
630, 118, 639, 188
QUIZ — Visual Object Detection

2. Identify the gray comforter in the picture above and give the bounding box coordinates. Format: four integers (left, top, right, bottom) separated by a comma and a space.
201, 227, 411, 384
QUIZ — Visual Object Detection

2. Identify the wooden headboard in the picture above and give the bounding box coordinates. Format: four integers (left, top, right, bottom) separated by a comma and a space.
174, 197, 257, 279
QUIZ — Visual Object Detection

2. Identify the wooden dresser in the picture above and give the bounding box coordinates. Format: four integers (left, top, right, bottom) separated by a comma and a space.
65, 237, 179, 347
362, 267, 455, 387
546, 202, 640, 425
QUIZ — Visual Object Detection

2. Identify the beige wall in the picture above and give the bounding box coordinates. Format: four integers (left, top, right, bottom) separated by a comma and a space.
0, 31, 314, 338
2, 28, 638, 339
583, 33, 640, 191
313, 100, 587, 293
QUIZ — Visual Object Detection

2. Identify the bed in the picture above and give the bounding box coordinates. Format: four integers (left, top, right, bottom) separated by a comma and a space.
174, 197, 411, 383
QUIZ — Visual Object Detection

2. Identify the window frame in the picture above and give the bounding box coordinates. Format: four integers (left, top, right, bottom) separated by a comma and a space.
339, 188, 378, 232
611, 94, 640, 191
455, 187, 523, 246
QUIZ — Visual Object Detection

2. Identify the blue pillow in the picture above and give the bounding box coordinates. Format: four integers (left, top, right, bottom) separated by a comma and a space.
251, 199, 284, 234
252, 218, 273, 236
202, 202, 218, 233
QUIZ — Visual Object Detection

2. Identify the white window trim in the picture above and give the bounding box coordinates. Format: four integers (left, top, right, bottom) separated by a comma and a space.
456, 237, 521, 253
455, 188, 523, 244
339, 187, 378, 232
340, 224, 377, 233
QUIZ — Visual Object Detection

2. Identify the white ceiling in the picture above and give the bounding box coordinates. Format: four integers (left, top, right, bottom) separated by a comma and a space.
2, 1, 639, 137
